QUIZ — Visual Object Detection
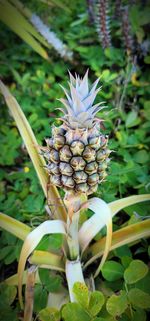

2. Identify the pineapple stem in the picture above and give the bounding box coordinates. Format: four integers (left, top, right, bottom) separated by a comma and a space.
65, 259, 85, 302
67, 212, 80, 260
64, 192, 87, 260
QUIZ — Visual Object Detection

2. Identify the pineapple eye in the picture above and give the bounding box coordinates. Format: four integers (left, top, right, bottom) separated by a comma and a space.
70, 157, 86, 171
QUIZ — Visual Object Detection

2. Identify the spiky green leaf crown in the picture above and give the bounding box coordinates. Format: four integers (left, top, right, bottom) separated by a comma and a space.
59, 70, 105, 129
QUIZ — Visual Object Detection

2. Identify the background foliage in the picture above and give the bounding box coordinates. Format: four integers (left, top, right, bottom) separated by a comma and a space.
0, 0, 150, 320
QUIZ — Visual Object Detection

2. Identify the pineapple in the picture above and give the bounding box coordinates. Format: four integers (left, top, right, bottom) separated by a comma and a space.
43, 71, 110, 195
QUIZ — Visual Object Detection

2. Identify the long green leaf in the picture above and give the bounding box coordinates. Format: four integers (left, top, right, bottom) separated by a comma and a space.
109, 194, 150, 215
0, 212, 31, 240
79, 198, 112, 252
8, 0, 50, 47
29, 250, 65, 272
0, 0, 49, 58
79, 198, 112, 277
18, 220, 66, 308
84, 219, 150, 269
2, 270, 40, 286
0, 81, 67, 221
0, 3, 48, 59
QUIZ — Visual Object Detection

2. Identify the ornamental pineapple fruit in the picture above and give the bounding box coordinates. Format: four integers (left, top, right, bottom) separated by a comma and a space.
42, 70, 111, 195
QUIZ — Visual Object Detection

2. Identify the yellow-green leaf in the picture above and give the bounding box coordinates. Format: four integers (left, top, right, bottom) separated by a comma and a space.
0, 81, 67, 221
84, 219, 150, 269
18, 220, 66, 308
0, 0, 49, 58
29, 250, 65, 272
109, 194, 150, 216
0, 212, 31, 240
124, 260, 148, 284
79, 198, 112, 277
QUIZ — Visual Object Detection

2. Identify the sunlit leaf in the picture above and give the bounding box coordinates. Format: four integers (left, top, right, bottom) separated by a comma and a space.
73, 282, 89, 309
88, 291, 105, 316
128, 288, 150, 309
39, 307, 61, 321
106, 290, 128, 317
0, 80, 67, 221
3, 270, 40, 286
124, 260, 148, 284
0, 212, 31, 240
109, 194, 150, 216
29, 250, 65, 272
62, 302, 91, 321
0, 0, 49, 59
18, 220, 66, 308
84, 219, 150, 269
79, 198, 112, 276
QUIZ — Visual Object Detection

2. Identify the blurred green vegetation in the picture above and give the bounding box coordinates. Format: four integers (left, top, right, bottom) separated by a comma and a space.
0, 0, 150, 320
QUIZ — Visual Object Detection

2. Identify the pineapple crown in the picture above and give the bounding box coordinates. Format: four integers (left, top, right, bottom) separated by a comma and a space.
58, 70, 105, 129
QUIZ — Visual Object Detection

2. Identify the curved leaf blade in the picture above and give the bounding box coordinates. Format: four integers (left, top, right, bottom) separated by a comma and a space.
0, 0, 49, 59
79, 198, 112, 276
29, 250, 65, 272
109, 194, 150, 216
84, 219, 150, 269
79, 198, 112, 253
0, 81, 67, 221
18, 220, 66, 308
0, 212, 31, 240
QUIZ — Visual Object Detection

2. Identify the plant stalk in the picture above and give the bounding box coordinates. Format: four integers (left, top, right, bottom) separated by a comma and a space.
65, 259, 85, 302
64, 192, 87, 260
23, 265, 37, 321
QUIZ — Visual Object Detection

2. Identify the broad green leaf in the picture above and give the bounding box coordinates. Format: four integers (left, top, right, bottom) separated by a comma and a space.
62, 303, 91, 321
0, 81, 67, 221
124, 260, 148, 284
0, 284, 17, 305
135, 271, 150, 295
73, 282, 89, 309
106, 290, 128, 317
92, 318, 114, 321
114, 245, 132, 258
0, 212, 31, 240
35, 234, 63, 251
34, 284, 48, 313
132, 308, 146, 321
39, 307, 61, 321
121, 256, 132, 268
39, 269, 62, 292
125, 110, 139, 128
128, 288, 150, 309
109, 194, 150, 216
84, 219, 150, 269
133, 150, 149, 164
101, 261, 124, 281
18, 220, 66, 308
79, 198, 112, 277
88, 291, 105, 316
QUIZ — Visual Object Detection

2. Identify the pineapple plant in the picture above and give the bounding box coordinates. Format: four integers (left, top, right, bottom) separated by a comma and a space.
42, 70, 111, 195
